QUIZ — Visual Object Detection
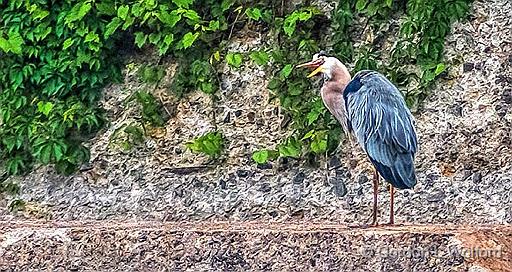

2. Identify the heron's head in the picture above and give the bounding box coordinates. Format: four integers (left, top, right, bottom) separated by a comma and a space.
297, 52, 350, 82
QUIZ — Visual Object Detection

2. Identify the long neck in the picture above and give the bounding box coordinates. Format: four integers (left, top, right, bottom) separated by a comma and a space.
331, 62, 352, 88
324, 62, 352, 94
321, 62, 352, 133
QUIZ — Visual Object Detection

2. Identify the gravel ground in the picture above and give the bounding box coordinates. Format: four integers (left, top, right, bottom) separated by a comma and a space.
1, 0, 511, 226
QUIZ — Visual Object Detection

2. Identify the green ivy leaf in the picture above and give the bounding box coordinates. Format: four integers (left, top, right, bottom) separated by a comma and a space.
148, 33, 161, 44
78, 3, 92, 19
252, 150, 269, 164
163, 34, 174, 45
278, 138, 301, 158
122, 16, 135, 30
40, 144, 52, 164
245, 8, 262, 20
226, 52, 243, 68
172, 0, 194, 8
310, 133, 327, 154
365, 2, 379, 16
301, 130, 315, 140
280, 64, 293, 78
0, 37, 9, 53
37, 101, 54, 116
53, 143, 64, 161
0, 32, 24, 55
283, 17, 296, 36
117, 5, 130, 20
105, 17, 123, 38
134, 32, 147, 48
249, 51, 269, 66
434, 63, 446, 76
157, 10, 181, 27
62, 38, 74, 50
186, 131, 224, 158
180, 32, 199, 49
297, 11, 312, 21
184, 10, 201, 22
306, 110, 321, 125
85, 31, 99, 43
221, 0, 235, 12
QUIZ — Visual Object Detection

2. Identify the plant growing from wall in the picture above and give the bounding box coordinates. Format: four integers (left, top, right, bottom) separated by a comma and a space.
251, 0, 474, 164
186, 131, 224, 159
0, 0, 474, 179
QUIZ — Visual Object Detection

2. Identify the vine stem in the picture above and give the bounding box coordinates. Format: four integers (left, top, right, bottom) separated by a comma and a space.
227, 9, 241, 41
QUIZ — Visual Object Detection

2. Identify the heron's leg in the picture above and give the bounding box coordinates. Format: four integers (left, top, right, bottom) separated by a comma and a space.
389, 184, 395, 225
371, 168, 379, 226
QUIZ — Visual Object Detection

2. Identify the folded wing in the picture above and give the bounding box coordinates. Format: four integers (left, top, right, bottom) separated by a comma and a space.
344, 71, 418, 189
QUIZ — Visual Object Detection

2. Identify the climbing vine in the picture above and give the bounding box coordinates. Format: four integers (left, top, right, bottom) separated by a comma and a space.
0, 0, 474, 183
250, 0, 474, 165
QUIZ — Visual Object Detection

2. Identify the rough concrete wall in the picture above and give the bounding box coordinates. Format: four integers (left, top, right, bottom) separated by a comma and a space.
1, 0, 511, 226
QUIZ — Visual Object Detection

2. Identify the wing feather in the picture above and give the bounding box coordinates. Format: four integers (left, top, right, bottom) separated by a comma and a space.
345, 71, 418, 189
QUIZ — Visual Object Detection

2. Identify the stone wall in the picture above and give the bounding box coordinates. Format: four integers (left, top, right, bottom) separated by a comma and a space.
0, 0, 511, 270
2, 0, 510, 225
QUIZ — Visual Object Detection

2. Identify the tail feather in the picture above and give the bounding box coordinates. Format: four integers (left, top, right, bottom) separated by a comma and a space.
370, 153, 416, 189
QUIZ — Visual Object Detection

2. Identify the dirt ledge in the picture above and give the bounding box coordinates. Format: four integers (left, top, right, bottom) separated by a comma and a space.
0, 221, 510, 271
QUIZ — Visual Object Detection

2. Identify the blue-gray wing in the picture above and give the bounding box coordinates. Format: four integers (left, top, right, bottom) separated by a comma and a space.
344, 70, 417, 189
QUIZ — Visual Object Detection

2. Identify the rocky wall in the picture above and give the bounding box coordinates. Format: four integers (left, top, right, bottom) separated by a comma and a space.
1, 0, 511, 226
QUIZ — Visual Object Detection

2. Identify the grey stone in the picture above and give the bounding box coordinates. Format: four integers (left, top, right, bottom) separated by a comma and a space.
472, 172, 482, 183
428, 190, 446, 203
236, 170, 251, 178
463, 62, 475, 72
293, 172, 306, 185
331, 177, 347, 197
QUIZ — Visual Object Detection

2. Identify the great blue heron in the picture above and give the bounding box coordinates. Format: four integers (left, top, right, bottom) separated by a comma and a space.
297, 53, 418, 226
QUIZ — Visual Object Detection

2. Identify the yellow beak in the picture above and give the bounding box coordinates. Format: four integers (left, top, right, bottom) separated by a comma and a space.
307, 65, 324, 78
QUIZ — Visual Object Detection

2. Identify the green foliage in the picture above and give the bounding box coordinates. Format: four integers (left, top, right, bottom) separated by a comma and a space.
260, 5, 343, 164
171, 58, 218, 96
109, 123, 145, 152
249, 50, 270, 66
245, 7, 262, 21
277, 136, 302, 158
253, 0, 473, 165
0, 0, 117, 177
0, 0, 473, 180
8, 199, 26, 212
348, 0, 474, 109
186, 131, 224, 159
133, 91, 165, 127
226, 52, 244, 68
138, 65, 166, 83
252, 149, 278, 164
282, 8, 317, 37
